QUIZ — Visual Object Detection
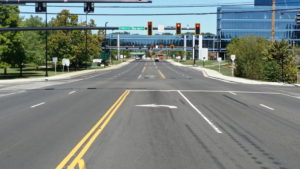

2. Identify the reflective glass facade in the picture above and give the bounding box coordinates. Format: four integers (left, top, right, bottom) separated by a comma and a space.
255, 0, 300, 6
217, 6, 300, 46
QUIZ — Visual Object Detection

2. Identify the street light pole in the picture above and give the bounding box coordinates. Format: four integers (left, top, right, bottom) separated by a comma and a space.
45, 10, 48, 77
85, 12, 88, 70
271, 0, 276, 42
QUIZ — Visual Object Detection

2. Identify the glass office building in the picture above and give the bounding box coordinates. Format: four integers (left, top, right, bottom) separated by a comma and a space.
255, 0, 300, 6
217, 0, 300, 50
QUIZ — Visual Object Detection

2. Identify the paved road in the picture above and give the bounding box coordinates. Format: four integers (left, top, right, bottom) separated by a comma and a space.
0, 60, 300, 169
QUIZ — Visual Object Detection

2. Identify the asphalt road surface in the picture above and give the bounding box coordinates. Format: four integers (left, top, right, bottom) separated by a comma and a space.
0, 59, 300, 169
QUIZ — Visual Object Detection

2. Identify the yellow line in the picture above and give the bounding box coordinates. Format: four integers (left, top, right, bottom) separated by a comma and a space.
142, 66, 146, 73
68, 90, 131, 168
77, 159, 86, 169
158, 70, 166, 79
55, 90, 130, 169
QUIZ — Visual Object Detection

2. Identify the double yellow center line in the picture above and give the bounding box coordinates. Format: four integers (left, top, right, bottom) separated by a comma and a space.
56, 90, 131, 169
142, 66, 146, 73
157, 70, 166, 79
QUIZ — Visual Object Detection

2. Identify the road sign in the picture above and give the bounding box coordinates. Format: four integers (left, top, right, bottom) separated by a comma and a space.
231, 55, 236, 61
62, 58, 70, 66
52, 57, 58, 63
217, 57, 222, 62
119, 26, 145, 30
133, 26, 145, 30
119, 26, 132, 30
158, 25, 165, 33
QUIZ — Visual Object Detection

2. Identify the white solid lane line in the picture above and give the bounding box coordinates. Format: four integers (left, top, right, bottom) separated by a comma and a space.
68, 91, 77, 95
177, 91, 223, 134
137, 74, 142, 80
31, 102, 45, 108
259, 104, 275, 111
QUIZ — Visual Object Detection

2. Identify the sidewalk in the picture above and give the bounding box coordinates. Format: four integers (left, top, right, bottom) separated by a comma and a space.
167, 59, 296, 87
0, 60, 133, 85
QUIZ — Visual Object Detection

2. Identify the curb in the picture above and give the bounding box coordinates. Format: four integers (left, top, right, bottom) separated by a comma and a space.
0, 60, 133, 85
166, 59, 295, 87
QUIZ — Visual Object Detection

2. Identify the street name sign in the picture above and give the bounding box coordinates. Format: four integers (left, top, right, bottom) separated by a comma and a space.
52, 57, 58, 63
119, 26, 145, 30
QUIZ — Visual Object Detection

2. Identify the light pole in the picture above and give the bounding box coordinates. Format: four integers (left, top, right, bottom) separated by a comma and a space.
45, 10, 48, 77
104, 22, 110, 64
271, 0, 276, 42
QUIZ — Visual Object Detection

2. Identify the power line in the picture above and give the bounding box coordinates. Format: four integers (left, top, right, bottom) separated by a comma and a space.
6, 7, 300, 16
7, 1, 300, 8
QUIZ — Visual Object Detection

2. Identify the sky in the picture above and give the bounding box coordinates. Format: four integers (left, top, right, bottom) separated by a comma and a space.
19, 0, 252, 35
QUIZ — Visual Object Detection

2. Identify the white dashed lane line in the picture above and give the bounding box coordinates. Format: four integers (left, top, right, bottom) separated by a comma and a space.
259, 104, 275, 111
68, 91, 77, 95
31, 102, 45, 108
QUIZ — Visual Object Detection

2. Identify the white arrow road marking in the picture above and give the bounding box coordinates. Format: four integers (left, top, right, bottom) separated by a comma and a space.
136, 104, 178, 109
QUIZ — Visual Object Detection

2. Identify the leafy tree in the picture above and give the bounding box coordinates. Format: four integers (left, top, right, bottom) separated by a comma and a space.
23, 16, 45, 69
227, 36, 270, 80
48, 10, 103, 69
0, 6, 26, 76
263, 40, 297, 83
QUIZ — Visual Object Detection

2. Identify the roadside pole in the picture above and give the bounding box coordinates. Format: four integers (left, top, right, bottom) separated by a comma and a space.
231, 55, 236, 77
117, 33, 120, 61
217, 57, 222, 73
192, 35, 195, 65
45, 10, 48, 77
184, 35, 187, 61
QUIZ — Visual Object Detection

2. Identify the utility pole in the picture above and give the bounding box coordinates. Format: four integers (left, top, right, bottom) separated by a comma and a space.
271, 0, 276, 42
85, 12, 88, 70
45, 11, 48, 77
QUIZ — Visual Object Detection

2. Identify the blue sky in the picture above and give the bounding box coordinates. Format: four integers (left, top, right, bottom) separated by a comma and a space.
19, 0, 252, 34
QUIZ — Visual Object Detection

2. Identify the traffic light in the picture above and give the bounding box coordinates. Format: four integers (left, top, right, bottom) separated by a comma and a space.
195, 23, 201, 35
84, 2, 94, 13
297, 12, 300, 24
35, 2, 47, 12
176, 23, 181, 35
147, 21, 153, 36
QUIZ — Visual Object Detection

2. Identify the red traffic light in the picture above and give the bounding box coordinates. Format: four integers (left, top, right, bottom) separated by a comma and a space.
176, 23, 181, 35
195, 23, 201, 35
147, 21, 153, 36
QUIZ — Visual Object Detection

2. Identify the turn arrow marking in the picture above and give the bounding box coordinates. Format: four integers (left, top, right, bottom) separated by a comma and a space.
136, 104, 178, 109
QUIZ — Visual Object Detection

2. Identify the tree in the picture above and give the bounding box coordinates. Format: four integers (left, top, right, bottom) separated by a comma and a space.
263, 40, 297, 83
48, 10, 103, 69
0, 6, 26, 76
23, 16, 45, 70
227, 36, 270, 80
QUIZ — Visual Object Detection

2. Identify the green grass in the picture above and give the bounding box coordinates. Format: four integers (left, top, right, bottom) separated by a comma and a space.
180, 60, 219, 66
206, 64, 233, 77
0, 67, 74, 79
179, 59, 233, 77
0, 60, 127, 80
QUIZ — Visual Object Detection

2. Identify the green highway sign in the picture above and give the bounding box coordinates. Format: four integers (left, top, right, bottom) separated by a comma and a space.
119, 26, 145, 30
119, 26, 132, 30
133, 26, 145, 30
